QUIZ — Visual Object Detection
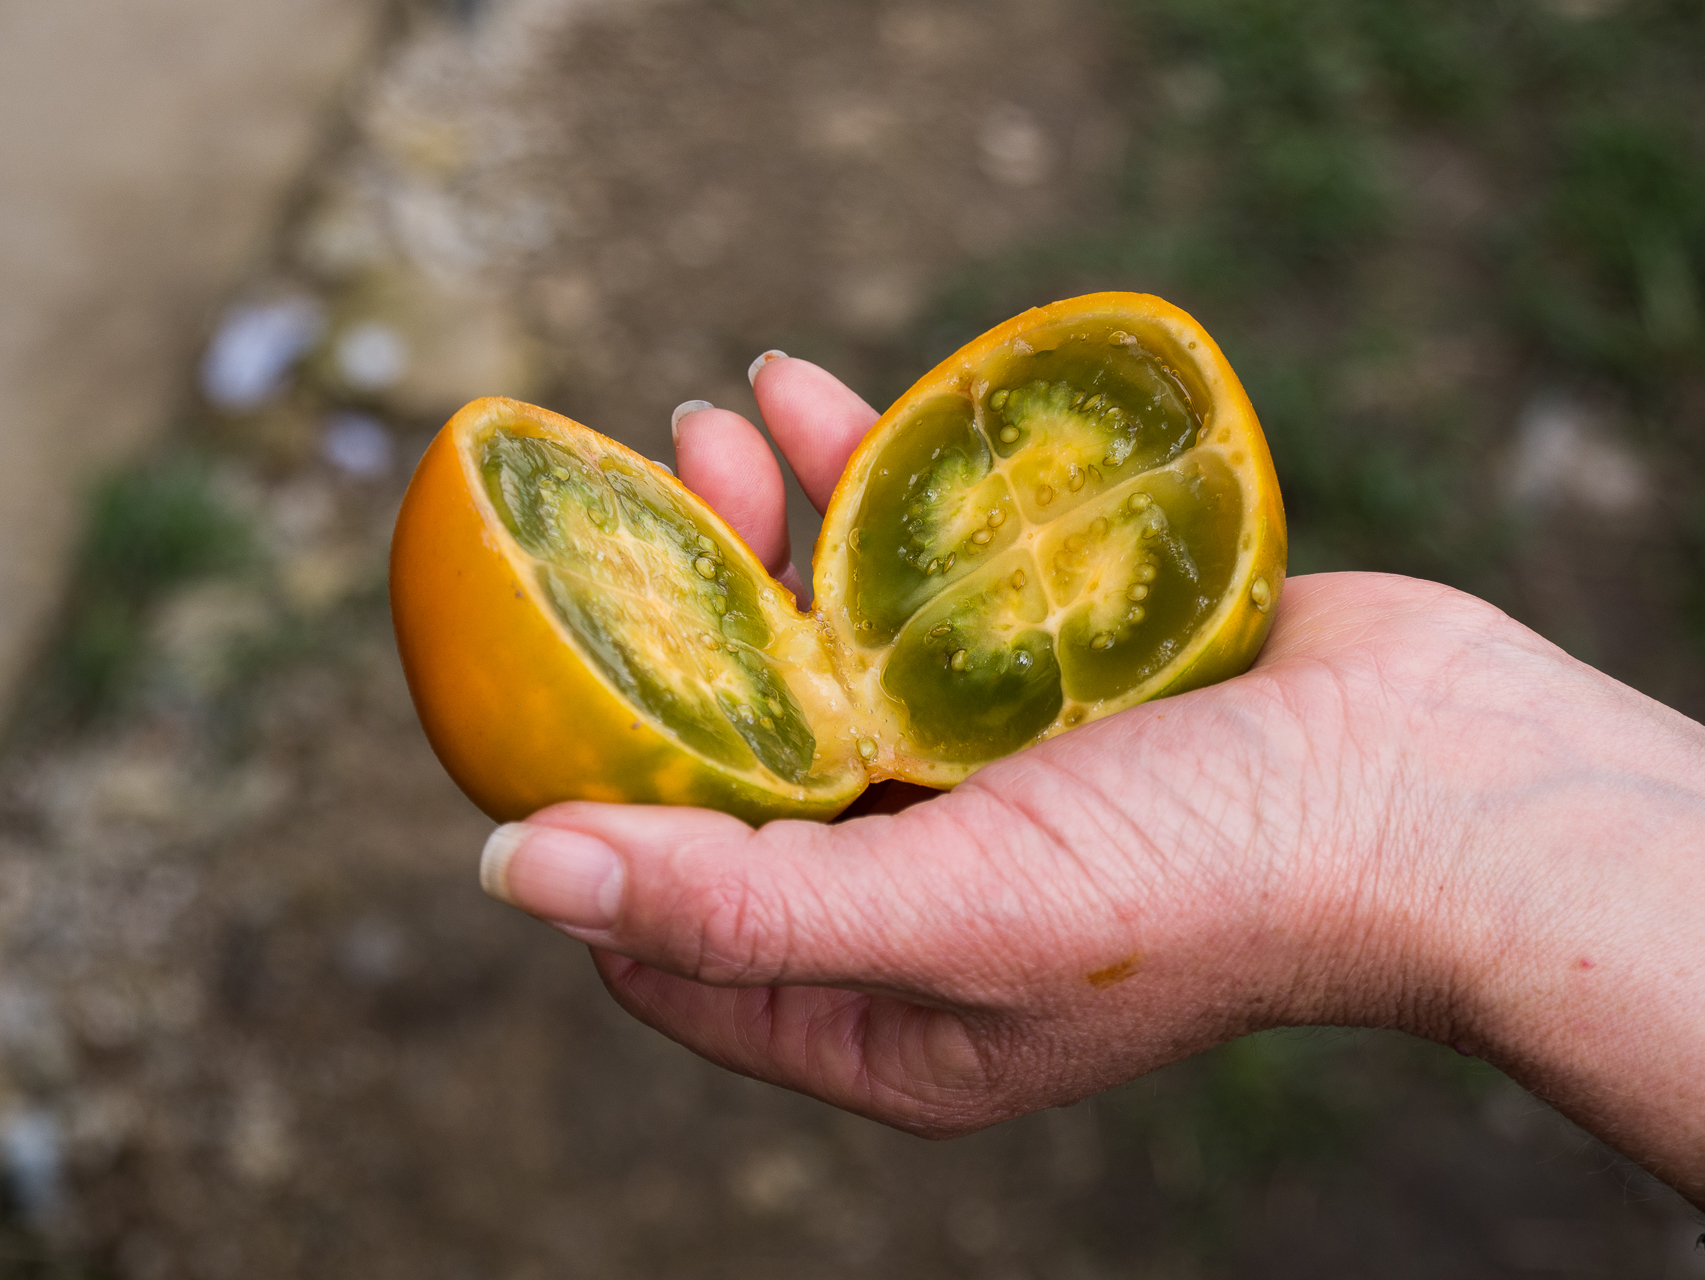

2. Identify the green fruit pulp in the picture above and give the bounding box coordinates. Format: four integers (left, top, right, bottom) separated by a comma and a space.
845, 321, 1242, 762
481, 431, 817, 784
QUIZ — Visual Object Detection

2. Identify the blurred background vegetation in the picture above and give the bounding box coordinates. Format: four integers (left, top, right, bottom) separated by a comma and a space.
911, 0, 1705, 715
1, 0, 1701, 1276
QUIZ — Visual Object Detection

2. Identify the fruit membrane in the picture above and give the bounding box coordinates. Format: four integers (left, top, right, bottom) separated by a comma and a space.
390, 293, 1286, 823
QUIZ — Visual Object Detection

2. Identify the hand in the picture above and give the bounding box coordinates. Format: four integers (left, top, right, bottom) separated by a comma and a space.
481, 355, 1705, 1207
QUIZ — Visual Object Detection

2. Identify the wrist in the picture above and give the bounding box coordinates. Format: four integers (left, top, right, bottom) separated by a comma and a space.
1407, 667, 1705, 1203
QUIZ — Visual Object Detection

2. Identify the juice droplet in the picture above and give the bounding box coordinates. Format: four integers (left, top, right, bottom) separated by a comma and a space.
971, 529, 993, 545
857, 738, 878, 761
693, 556, 718, 579
998, 425, 1021, 444
1036, 484, 1055, 506
1251, 577, 1272, 612
987, 508, 1007, 528
949, 649, 969, 672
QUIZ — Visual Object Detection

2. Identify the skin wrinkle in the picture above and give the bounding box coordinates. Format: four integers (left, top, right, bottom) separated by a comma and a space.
975, 779, 1141, 934
860, 801, 1023, 1005
912, 789, 1101, 1002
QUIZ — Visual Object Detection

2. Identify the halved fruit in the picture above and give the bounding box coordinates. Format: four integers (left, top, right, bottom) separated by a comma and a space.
390, 293, 1285, 822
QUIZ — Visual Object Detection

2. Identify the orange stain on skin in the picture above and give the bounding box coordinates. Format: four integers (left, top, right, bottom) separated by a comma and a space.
1087, 953, 1143, 989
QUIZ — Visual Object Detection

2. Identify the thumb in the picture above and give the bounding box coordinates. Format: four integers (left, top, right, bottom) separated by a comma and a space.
479, 800, 956, 994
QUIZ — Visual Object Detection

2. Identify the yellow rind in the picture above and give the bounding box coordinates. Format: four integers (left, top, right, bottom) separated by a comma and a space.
812, 292, 1287, 790
391, 397, 868, 825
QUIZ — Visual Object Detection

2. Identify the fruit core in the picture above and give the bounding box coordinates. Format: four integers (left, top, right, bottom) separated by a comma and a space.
842, 319, 1243, 763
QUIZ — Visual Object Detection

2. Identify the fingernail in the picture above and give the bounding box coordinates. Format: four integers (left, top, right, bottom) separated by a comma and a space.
480, 822, 624, 931
747, 349, 787, 387
671, 399, 714, 441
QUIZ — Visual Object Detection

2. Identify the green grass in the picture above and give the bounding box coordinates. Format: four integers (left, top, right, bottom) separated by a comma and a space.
902, 0, 1705, 670
51, 455, 255, 720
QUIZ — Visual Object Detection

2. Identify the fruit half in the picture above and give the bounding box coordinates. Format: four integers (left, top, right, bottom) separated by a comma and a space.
390, 293, 1285, 823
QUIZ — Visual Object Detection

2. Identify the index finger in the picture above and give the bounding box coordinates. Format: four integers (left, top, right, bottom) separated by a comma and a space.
749, 354, 880, 513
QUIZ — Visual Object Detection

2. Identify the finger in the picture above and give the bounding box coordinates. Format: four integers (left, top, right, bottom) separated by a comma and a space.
671, 400, 790, 577
479, 798, 981, 996
748, 353, 880, 513
592, 952, 994, 1136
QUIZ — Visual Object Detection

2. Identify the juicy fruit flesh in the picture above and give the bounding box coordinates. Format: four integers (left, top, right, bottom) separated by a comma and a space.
480, 431, 817, 784
847, 323, 1241, 762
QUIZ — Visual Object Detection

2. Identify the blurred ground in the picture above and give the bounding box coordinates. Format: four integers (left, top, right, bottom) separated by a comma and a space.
2, 0, 1704, 1276
0, 0, 390, 709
